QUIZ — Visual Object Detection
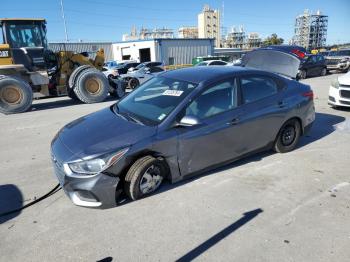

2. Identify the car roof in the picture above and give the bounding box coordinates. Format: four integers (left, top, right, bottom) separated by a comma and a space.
161, 66, 248, 84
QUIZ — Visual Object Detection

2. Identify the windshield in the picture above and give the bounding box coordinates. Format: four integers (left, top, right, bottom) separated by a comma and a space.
5, 21, 47, 48
116, 76, 197, 125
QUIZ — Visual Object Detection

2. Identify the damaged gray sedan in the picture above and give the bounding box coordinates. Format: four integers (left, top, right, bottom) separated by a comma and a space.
51, 49, 315, 208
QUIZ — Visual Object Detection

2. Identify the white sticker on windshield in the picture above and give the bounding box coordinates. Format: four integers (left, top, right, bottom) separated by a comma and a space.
158, 113, 167, 120
163, 90, 184, 96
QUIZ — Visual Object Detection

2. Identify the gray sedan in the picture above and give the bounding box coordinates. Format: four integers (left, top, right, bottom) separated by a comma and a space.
51, 49, 315, 208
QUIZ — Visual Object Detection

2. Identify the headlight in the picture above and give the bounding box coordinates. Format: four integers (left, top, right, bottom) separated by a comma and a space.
68, 148, 129, 175
331, 78, 339, 89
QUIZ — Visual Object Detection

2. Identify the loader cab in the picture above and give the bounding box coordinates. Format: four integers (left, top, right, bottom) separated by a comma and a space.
0, 19, 48, 70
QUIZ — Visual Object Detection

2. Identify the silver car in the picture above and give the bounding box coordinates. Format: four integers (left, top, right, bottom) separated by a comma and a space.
51, 49, 315, 208
115, 66, 165, 90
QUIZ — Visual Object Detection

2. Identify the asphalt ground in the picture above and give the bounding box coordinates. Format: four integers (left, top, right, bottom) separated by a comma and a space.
0, 72, 349, 261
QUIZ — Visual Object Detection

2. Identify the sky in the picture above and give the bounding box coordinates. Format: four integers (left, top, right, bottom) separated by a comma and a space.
1, 0, 349, 45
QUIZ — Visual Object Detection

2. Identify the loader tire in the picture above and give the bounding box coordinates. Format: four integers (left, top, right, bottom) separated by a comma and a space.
0, 76, 33, 114
73, 69, 109, 103
68, 65, 96, 100
68, 65, 94, 89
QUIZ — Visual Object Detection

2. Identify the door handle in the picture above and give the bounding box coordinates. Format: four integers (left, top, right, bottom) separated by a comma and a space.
227, 118, 240, 125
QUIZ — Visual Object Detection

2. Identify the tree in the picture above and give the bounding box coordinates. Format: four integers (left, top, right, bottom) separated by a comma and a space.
263, 34, 284, 46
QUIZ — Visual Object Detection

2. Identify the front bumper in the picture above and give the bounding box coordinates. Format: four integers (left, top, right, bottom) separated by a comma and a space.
328, 85, 350, 108
51, 138, 121, 209
52, 161, 121, 208
327, 61, 350, 71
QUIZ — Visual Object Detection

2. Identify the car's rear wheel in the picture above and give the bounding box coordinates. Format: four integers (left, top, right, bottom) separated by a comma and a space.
274, 119, 301, 153
124, 156, 166, 201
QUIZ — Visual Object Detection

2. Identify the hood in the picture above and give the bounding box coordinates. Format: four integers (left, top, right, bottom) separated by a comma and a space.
57, 107, 156, 158
242, 49, 301, 78
338, 71, 350, 85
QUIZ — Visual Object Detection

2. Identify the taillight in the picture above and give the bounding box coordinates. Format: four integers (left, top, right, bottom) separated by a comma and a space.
291, 49, 306, 59
302, 91, 314, 99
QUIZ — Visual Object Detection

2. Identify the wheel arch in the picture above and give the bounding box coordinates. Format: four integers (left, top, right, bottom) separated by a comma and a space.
119, 150, 172, 182
275, 116, 304, 141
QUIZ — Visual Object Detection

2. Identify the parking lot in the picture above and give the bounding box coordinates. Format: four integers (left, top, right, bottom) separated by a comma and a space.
0, 73, 349, 261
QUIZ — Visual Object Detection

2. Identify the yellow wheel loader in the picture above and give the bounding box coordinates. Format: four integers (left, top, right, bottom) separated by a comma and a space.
0, 18, 109, 114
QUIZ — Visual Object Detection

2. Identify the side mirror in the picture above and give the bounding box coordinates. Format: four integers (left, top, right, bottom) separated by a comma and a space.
144, 67, 151, 74
177, 115, 201, 127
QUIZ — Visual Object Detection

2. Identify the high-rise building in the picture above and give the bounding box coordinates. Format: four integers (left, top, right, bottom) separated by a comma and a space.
246, 33, 262, 49
225, 26, 246, 49
178, 26, 198, 38
198, 5, 221, 47
293, 10, 328, 49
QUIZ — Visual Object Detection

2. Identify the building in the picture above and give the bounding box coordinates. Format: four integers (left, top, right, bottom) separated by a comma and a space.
246, 33, 262, 49
225, 26, 246, 49
139, 27, 174, 39
112, 38, 214, 65
122, 27, 174, 41
178, 26, 198, 39
122, 26, 138, 41
293, 10, 328, 49
198, 5, 221, 47
49, 42, 114, 61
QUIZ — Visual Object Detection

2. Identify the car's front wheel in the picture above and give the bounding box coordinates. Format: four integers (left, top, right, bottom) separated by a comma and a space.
124, 156, 166, 200
274, 119, 301, 153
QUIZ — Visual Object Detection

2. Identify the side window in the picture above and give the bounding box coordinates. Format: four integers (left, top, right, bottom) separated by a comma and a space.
186, 80, 237, 119
311, 56, 318, 63
240, 75, 278, 104
0, 27, 4, 44
317, 55, 324, 62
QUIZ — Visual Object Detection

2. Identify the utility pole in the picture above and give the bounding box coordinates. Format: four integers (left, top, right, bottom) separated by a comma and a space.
60, 0, 69, 42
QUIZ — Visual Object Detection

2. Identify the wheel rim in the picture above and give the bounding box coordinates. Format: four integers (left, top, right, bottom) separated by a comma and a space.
139, 165, 163, 194
1, 85, 23, 105
85, 77, 101, 95
322, 69, 326, 76
281, 125, 296, 146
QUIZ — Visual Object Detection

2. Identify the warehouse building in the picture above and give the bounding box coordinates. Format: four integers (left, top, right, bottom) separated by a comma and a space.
49, 42, 114, 61
112, 38, 214, 65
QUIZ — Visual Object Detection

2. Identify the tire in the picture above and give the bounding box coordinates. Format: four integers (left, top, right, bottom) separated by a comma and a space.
320, 68, 327, 76
128, 78, 139, 89
299, 70, 307, 79
124, 156, 166, 201
68, 65, 95, 89
274, 119, 301, 153
73, 69, 109, 103
0, 76, 33, 114
68, 65, 95, 101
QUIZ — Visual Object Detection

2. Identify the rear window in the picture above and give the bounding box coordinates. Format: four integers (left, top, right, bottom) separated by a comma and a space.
240, 75, 278, 103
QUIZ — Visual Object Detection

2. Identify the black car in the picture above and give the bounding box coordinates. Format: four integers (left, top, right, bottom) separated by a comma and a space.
298, 54, 327, 79
115, 62, 140, 75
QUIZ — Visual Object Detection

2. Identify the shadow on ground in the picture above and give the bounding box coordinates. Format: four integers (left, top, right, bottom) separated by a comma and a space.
0, 184, 23, 224
28, 96, 117, 113
176, 208, 263, 261
298, 112, 346, 147
118, 112, 345, 206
